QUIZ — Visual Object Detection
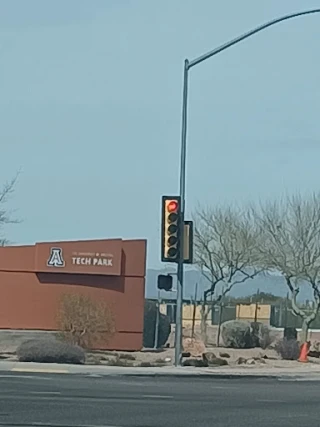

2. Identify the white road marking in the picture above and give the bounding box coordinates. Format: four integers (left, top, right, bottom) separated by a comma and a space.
29, 391, 61, 395
278, 377, 320, 382
142, 394, 173, 399
31, 424, 120, 427
11, 367, 69, 374
0, 374, 52, 380
210, 386, 239, 390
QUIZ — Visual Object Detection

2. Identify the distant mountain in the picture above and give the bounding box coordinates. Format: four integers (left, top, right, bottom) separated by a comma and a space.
145, 268, 314, 302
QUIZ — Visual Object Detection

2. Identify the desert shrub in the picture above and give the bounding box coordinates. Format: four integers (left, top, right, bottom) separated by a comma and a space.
57, 293, 115, 349
283, 327, 297, 341
17, 339, 85, 364
251, 322, 274, 350
275, 338, 300, 360
221, 320, 255, 349
143, 300, 171, 348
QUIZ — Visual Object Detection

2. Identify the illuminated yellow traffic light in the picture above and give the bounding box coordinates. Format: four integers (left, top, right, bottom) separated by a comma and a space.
161, 196, 181, 263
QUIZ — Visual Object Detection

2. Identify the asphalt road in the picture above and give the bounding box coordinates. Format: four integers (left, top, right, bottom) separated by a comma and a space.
0, 372, 320, 427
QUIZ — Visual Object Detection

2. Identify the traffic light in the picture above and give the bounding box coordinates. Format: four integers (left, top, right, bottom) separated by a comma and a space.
161, 196, 181, 263
157, 274, 173, 291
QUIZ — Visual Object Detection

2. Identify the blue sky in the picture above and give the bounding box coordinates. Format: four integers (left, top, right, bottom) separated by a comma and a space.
1, 0, 320, 268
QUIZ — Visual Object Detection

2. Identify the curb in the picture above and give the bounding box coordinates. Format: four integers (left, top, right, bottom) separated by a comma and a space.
96, 372, 316, 380
0, 367, 287, 379
3, 363, 320, 381
11, 367, 69, 374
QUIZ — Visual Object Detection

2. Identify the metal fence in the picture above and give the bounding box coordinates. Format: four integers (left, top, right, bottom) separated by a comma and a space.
211, 303, 320, 329
160, 300, 320, 329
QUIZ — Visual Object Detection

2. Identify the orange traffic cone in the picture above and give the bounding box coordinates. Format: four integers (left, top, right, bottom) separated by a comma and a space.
298, 341, 310, 363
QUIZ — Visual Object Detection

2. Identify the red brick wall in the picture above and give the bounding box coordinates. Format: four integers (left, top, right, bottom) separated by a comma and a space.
0, 239, 146, 351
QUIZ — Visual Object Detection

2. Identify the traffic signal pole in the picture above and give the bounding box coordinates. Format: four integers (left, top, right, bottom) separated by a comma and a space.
175, 59, 189, 367
174, 9, 320, 367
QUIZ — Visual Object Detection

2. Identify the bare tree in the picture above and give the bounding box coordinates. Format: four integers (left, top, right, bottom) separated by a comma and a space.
253, 193, 320, 343
0, 173, 20, 245
57, 293, 116, 349
193, 205, 262, 343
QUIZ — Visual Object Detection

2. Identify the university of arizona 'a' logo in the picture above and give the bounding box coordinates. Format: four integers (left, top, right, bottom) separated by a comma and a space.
47, 247, 65, 267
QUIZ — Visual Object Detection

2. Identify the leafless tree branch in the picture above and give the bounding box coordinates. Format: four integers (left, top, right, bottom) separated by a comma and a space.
194, 204, 262, 300
252, 193, 320, 341
0, 171, 21, 245
193, 204, 263, 342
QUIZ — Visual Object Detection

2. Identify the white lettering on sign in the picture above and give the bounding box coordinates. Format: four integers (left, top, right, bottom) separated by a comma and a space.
93, 258, 113, 266
71, 257, 113, 267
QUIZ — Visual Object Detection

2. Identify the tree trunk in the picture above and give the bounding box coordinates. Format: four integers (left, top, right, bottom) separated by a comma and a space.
301, 319, 309, 343
200, 303, 208, 344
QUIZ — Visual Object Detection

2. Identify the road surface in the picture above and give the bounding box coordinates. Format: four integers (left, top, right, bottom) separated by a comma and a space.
0, 372, 319, 426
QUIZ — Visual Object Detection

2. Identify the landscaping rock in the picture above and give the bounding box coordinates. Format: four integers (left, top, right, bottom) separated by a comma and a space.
209, 357, 228, 366
119, 353, 136, 361
202, 352, 216, 362
85, 354, 101, 365
308, 350, 320, 358
221, 320, 254, 349
236, 357, 247, 365
182, 352, 191, 358
183, 338, 206, 357
182, 358, 208, 367
309, 341, 320, 357
219, 352, 231, 358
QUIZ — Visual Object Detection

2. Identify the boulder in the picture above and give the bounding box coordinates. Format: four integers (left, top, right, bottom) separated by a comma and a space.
183, 338, 206, 357
182, 358, 208, 367
221, 320, 254, 349
219, 352, 231, 358
202, 352, 216, 362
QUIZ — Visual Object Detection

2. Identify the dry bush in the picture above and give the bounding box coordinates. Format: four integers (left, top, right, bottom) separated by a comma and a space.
275, 338, 300, 360
57, 293, 115, 349
17, 339, 85, 364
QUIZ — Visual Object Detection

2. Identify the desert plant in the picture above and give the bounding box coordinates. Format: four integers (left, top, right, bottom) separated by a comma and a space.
57, 293, 115, 349
284, 327, 297, 341
143, 300, 171, 348
221, 320, 255, 349
17, 338, 85, 364
275, 338, 300, 360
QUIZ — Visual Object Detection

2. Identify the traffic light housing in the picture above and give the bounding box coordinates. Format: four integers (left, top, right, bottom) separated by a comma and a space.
157, 274, 173, 291
183, 220, 194, 264
161, 196, 181, 263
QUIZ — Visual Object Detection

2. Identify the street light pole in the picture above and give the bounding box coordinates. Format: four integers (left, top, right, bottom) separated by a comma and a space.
174, 8, 320, 367
175, 59, 189, 367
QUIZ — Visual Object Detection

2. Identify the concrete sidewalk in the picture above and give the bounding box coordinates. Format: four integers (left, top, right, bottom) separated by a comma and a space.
2, 360, 320, 380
